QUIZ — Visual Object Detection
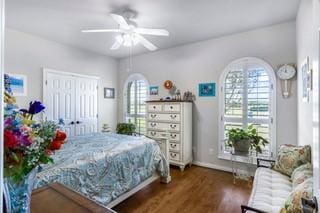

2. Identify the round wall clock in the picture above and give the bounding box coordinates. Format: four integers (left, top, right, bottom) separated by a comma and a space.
277, 64, 296, 98
277, 64, 296, 80
164, 80, 173, 90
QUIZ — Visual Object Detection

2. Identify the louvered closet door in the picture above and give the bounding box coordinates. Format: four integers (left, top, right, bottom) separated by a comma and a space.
45, 72, 76, 137
75, 77, 98, 135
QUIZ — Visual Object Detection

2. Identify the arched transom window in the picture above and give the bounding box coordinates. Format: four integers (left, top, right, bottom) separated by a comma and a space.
219, 57, 276, 159
124, 73, 149, 134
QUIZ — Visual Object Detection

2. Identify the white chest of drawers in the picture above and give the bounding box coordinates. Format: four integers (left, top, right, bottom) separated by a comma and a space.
146, 101, 192, 171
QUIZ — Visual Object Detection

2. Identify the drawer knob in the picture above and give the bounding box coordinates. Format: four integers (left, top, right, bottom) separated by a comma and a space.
170, 153, 177, 157
153, 106, 156, 109
170, 124, 177, 129
170, 106, 173, 109
171, 144, 177, 148
151, 132, 156, 136
171, 134, 177, 138
170, 115, 177, 119
151, 114, 157, 118
151, 123, 157, 127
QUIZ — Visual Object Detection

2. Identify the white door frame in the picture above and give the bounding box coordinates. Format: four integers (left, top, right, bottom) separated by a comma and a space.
0, 0, 4, 210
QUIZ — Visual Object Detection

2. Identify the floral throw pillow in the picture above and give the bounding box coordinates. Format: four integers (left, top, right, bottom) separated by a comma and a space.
282, 178, 313, 213
273, 144, 311, 176
291, 163, 313, 189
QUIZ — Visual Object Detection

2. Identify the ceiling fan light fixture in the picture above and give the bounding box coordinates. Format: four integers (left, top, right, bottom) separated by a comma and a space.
116, 35, 124, 44
119, 33, 139, 47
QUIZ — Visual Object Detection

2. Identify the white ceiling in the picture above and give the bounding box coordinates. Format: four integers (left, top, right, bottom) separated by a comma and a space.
6, 0, 300, 58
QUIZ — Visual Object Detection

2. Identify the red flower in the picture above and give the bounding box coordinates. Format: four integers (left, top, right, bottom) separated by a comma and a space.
4, 130, 18, 148
49, 140, 63, 150
55, 130, 66, 142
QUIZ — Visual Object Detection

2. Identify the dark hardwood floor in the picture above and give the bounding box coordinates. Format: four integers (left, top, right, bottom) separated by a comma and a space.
113, 165, 251, 213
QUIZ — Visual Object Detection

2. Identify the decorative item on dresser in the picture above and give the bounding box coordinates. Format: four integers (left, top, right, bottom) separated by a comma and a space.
146, 100, 193, 171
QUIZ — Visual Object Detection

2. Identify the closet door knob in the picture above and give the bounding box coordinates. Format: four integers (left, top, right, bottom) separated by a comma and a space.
69, 121, 75, 125
76, 121, 81, 124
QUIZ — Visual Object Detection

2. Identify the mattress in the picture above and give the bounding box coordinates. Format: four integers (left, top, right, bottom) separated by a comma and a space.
34, 133, 169, 206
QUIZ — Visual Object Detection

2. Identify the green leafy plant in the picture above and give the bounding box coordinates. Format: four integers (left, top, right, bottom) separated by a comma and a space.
226, 125, 269, 153
116, 123, 136, 135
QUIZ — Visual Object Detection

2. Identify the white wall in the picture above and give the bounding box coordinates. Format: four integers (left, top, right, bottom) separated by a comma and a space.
296, 0, 315, 146
296, 0, 320, 200
5, 28, 119, 131
118, 22, 297, 168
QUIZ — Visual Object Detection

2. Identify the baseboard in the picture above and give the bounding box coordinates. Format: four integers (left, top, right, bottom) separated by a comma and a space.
192, 161, 253, 176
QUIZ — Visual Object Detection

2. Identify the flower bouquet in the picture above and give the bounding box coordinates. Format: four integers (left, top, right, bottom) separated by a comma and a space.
3, 74, 67, 213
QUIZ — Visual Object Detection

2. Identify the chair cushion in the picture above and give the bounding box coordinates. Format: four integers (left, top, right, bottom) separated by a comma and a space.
282, 177, 313, 213
248, 167, 292, 213
291, 163, 313, 189
273, 144, 311, 176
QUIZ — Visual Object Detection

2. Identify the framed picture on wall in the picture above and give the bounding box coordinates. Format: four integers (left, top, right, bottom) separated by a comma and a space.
302, 57, 312, 102
5, 73, 27, 96
198, 82, 216, 97
104, 87, 115, 99
149, 86, 159, 95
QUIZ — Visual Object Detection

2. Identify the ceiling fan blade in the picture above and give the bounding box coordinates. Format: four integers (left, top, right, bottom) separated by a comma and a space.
110, 41, 122, 50
135, 34, 157, 51
110, 13, 130, 30
134, 28, 169, 36
81, 29, 121, 33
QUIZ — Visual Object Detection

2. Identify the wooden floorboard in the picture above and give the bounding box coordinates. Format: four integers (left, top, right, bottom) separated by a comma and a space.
113, 165, 252, 213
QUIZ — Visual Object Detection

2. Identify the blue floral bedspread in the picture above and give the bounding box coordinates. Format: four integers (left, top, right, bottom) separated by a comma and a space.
34, 133, 169, 206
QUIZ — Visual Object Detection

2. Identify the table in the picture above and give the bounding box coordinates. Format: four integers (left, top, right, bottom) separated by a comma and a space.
31, 182, 116, 213
230, 149, 274, 185
230, 151, 256, 185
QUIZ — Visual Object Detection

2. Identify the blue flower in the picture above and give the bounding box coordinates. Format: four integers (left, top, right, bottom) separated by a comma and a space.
20, 101, 45, 115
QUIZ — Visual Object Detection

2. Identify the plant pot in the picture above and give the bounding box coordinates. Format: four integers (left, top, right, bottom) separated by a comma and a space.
232, 139, 251, 155
3, 167, 38, 213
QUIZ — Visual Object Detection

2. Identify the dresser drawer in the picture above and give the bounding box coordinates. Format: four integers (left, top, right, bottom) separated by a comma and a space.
148, 104, 162, 112
147, 131, 164, 138
169, 152, 181, 161
148, 113, 181, 122
169, 143, 181, 152
169, 132, 180, 141
148, 122, 180, 131
164, 104, 180, 112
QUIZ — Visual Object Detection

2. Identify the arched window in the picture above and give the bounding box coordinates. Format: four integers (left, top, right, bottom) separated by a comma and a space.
123, 73, 149, 134
219, 57, 276, 160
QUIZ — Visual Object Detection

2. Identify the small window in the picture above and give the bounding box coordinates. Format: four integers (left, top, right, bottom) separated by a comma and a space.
219, 58, 276, 159
124, 74, 149, 134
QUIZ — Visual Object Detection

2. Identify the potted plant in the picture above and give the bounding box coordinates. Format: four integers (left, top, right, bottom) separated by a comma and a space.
226, 125, 269, 155
116, 123, 136, 135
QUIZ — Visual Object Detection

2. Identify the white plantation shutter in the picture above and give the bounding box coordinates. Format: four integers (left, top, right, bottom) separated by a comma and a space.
219, 58, 276, 158
125, 79, 148, 134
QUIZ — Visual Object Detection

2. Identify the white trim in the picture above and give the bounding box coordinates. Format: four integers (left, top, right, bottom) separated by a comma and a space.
107, 174, 159, 208
0, 0, 4, 209
218, 57, 277, 161
192, 161, 253, 176
43, 68, 100, 80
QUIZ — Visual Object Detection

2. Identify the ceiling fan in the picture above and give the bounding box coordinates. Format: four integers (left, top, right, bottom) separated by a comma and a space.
81, 12, 169, 51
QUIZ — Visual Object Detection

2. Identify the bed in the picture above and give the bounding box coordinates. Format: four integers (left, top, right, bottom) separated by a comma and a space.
34, 132, 171, 208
